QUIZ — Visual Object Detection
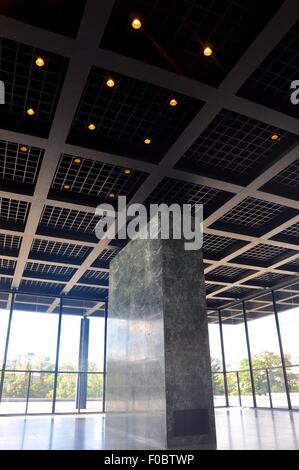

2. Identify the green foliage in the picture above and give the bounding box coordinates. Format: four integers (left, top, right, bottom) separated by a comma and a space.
212, 351, 299, 396
2, 359, 103, 401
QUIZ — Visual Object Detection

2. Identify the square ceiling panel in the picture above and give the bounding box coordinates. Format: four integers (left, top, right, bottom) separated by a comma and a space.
24, 262, 77, 282
0, 0, 86, 38
37, 205, 102, 243
205, 265, 251, 283
175, 109, 299, 185
0, 234, 22, 257
100, 0, 283, 86
67, 67, 202, 163
29, 239, 91, 264
0, 139, 44, 194
246, 271, 291, 288
0, 258, 16, 276
79, 269, 109, 285
49, 154, 148, 206
0, 197, 30, 230
202, 233, 248, 261
92, 249, 119, 269
272, 220, 299, 246
238, 19, 299, 118
212, 197, 298, 237
233, 244, 295, 268
145, 177, 233, 218
262, 157, 299, 201
0, 38, 68, 137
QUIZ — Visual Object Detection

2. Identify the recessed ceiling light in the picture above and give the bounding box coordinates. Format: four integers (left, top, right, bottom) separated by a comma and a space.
108, 192, 116, 198
106, 78, 115, 88
169, 98, 178, 107
132, 18, 142, 30
144, 138, 151, 145
35, 57, 45, 67
123, 168, 132, 175
203, 46, 213, 57
74, 158, 81, 164
26, 108, 35, 116
88, 123, 96, 131
20, 146, 28, 153
271, 134, 280, 141
63, 184, 71, 190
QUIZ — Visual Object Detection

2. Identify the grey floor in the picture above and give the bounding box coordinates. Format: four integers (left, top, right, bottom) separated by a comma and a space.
0, 408, 299, 450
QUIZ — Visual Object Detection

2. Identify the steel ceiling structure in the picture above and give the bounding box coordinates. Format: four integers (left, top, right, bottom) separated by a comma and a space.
0, 0, 299, 317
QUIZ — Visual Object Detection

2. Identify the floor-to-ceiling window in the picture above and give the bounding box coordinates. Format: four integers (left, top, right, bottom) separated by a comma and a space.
221, 304, 254, 408
0, 293, 106, 415
245, 292, 288, 409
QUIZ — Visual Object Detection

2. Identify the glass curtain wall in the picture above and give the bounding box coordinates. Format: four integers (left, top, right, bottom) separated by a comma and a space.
207, 283, 299, 410
0, 293, 106, 415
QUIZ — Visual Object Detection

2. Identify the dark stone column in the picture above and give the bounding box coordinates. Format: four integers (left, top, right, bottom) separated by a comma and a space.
105, 236, 216, 449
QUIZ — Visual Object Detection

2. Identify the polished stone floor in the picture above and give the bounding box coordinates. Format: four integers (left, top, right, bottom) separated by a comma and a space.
0, 408, 298, 450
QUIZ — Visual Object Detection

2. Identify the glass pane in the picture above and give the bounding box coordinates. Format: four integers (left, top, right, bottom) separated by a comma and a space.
208, 317, 226, 406
88, 315, 105, 373
81, 373, 103, 413
55, 373, 78, 413
274, 283, 299, 409
0, 371, 29, 414
227, 371, 240, 407
6, 294, 60, 370
27, 372, 55, 414
211, 372, 226, 407
221, 305, 253, 407
245, 292, 288, 409
58, 304, 82, 371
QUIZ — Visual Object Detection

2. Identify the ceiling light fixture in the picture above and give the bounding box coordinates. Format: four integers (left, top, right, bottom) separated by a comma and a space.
123, 168, 132, 175
271, 134, 280, 141
63, 184, 71, 190
203, 46, 213, 57
108, 192, 116, 198
144, 138, 151, 145
35, 57, 45, 67
132, 18, 142, 30
169, 98, 178, 107
88, 123, 96, 131
20, 146, 28, 153
106, 78, 115, 88
26, 108, 35, 116
74, 158, 81, 164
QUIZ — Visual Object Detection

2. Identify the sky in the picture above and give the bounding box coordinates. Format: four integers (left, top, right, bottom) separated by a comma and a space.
0, 309, 105, 370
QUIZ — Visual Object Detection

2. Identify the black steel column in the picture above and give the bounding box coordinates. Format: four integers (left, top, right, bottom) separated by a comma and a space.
271, 290, 292, 410
218, 310, 229, 407
242, 301, 257, 408
0, 292, 15, 402
102, 301, 108, 413
76, 316, 90, 410
52, 297, 63, 414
